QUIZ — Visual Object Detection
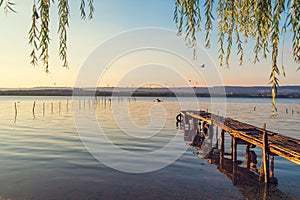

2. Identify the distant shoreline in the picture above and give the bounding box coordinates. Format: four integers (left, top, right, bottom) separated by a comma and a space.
0, 86, 300, 98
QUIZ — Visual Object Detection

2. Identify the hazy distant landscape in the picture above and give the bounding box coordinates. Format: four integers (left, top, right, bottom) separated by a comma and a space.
1, 86, 300, 98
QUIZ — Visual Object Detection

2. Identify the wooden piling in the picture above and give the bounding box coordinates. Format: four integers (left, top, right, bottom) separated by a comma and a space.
219, 149, 224, 168
220, 130, 225, 153
66, 99, 69, 112
208, 120, 214, 139
193, 117, 198, 130
219, 130, 225, 168
43, 103, 45, 116
262, 123, 269, 183
51, 103, 53, 114
232, 160, 237, 186
59, 101, 61, 114
14, 102, 17, 123
14, 102, 17, 116
32, 101, 36, 116
270, 155, 275, 179
263, 183, 268, 200
215, 126, 219, 148
232, 137, 237, 162
31, 102, 35, 119
245, 145, 250, 168
185, 115, 190, 130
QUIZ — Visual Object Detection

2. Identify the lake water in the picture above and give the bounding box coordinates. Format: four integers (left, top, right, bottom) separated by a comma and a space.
0, 96, 299, 200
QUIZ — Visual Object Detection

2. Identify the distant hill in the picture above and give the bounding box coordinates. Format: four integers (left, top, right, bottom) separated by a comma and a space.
0, 86, 299, 98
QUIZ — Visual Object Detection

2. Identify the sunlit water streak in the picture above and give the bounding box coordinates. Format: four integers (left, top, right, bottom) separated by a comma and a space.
0, 96, 299, 200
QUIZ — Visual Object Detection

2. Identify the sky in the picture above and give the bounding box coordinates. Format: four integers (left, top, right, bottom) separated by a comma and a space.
0, 0, 299, 88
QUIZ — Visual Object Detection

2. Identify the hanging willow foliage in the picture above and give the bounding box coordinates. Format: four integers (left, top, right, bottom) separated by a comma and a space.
174, 0, 300, 115
2, 0, 94, 72
0, 0, 16, 13
28, 0, 93, 72
174, 0, 201, 58
1, 1, 299, 115
58, 0, 69, 68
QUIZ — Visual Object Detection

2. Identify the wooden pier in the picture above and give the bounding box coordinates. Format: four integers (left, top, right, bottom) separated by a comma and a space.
178, 110, 300, 183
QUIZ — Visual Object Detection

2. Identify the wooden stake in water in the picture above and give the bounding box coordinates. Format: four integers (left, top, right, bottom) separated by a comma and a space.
33, 101, 36, 119
51, 103, 53, 114
43, 103, 45, 116
15, 102, 17, 115
66, 99, 69, 113
14, 102, 17, 123
59, 101, 61, 115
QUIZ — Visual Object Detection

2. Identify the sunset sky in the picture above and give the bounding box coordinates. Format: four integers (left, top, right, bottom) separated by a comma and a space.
0, 0, 299, 88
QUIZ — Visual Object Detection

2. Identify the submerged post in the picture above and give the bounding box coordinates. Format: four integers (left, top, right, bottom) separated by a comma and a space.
262, 123, 269, 183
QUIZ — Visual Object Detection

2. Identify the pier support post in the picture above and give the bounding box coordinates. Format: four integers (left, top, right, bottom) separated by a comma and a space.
184, 115, 189, 130
215, 126, 219, 148
220, 130, 225, 153
270, 155, 275, 179
232, 137, 237, 162
193, 118, 198, 131
262, 123, 270, 183
245, 144, 250, 168
232, 160, 237, 186
209, 120, 214, 139
220, 129, 225, 168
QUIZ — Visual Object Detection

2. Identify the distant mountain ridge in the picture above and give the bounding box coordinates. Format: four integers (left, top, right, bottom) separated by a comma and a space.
0, 86, 299, 98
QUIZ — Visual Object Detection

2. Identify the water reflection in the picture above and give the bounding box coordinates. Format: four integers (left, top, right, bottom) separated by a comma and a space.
182, 126, 291, 199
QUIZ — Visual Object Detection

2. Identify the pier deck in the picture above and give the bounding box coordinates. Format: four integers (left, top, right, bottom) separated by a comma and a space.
180, 110, 300, 165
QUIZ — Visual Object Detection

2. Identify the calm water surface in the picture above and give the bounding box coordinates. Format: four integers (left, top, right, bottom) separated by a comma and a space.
0, 96, 299, 200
